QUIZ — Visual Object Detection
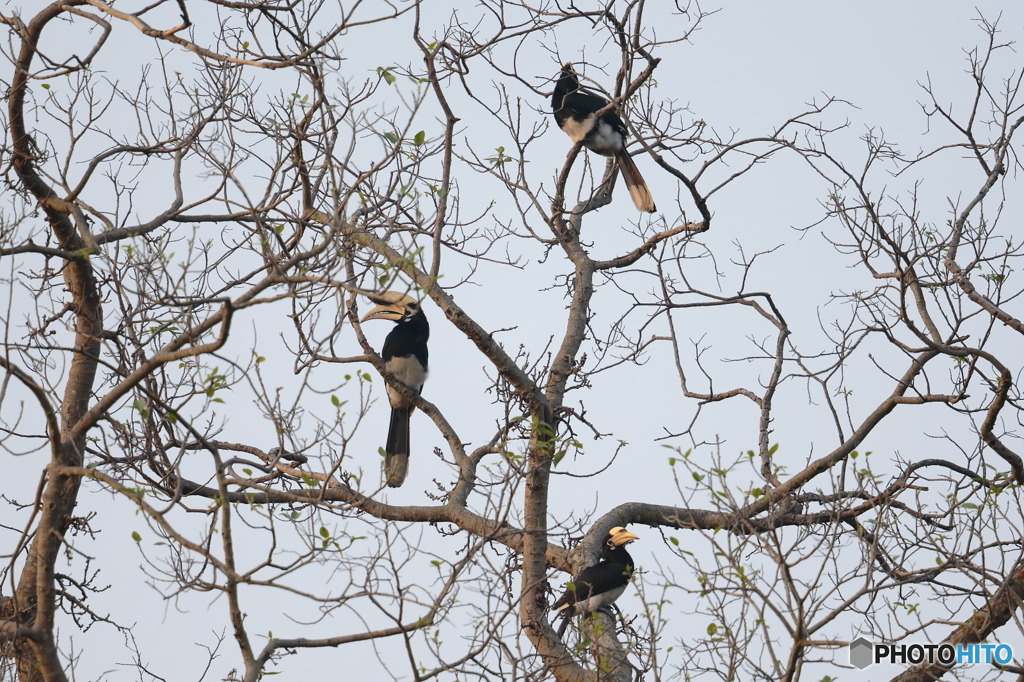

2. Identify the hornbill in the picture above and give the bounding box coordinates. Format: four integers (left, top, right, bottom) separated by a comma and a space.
551, 62, 656, 213
551, 526, 640, 637
361, 291, 429, 488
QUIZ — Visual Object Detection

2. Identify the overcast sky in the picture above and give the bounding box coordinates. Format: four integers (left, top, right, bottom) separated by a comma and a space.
5, 2, 1024, 679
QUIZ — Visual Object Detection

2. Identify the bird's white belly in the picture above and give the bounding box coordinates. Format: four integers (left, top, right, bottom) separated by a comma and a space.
579, 584, 626, 614
386, 355, 428, 407
562, 115, 622, 156
584, 119, 623, 156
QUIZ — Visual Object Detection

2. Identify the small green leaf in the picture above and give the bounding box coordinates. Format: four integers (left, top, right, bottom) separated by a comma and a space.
319, 526, 330, 538
485, 146, 513, 167
131, 531, 142, 543
132, 399, 150, 420
414, 130, 426, 146
707, 623, 718, 636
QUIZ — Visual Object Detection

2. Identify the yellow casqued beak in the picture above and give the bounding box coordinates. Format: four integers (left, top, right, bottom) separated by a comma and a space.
361, 302, 406, 323
609, 527, 639, 546
359, 291, 417, 322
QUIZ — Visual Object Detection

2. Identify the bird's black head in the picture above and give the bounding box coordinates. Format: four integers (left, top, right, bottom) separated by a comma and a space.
398, 299, 421, 323
552, 62, 581, 110
557, 63, 580, 88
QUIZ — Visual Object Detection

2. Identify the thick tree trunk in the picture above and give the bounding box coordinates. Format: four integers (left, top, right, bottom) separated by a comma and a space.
3, 3, 101, 680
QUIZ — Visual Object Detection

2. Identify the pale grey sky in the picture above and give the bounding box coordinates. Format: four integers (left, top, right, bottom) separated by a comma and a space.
4, 2, 1023, 679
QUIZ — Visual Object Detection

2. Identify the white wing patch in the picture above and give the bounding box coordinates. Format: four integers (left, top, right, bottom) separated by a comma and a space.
560, 114, 595, 144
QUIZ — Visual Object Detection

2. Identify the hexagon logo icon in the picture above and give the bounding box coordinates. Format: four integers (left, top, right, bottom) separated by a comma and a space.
849, 637, 874, 669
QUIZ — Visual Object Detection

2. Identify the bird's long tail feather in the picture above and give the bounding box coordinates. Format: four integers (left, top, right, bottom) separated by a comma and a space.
385, 407, 410, 487
556, 613, 572, 637
616, 152, 656, 213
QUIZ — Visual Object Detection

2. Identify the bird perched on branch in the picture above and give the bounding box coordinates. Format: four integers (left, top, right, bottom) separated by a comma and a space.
361, 291, 429, 488
551, 62, 656, 213
551, 526, 640, 637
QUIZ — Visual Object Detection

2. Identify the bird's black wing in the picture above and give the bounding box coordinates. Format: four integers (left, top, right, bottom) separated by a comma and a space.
574, 561, 632, 597
381, 317, 429, 368
560, 91, 627, 137
553, 560, 632, 611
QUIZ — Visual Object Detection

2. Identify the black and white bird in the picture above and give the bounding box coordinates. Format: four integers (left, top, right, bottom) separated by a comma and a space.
551, 63, 655, 213
361, 291, 429, 488
551, 526, 640, 637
